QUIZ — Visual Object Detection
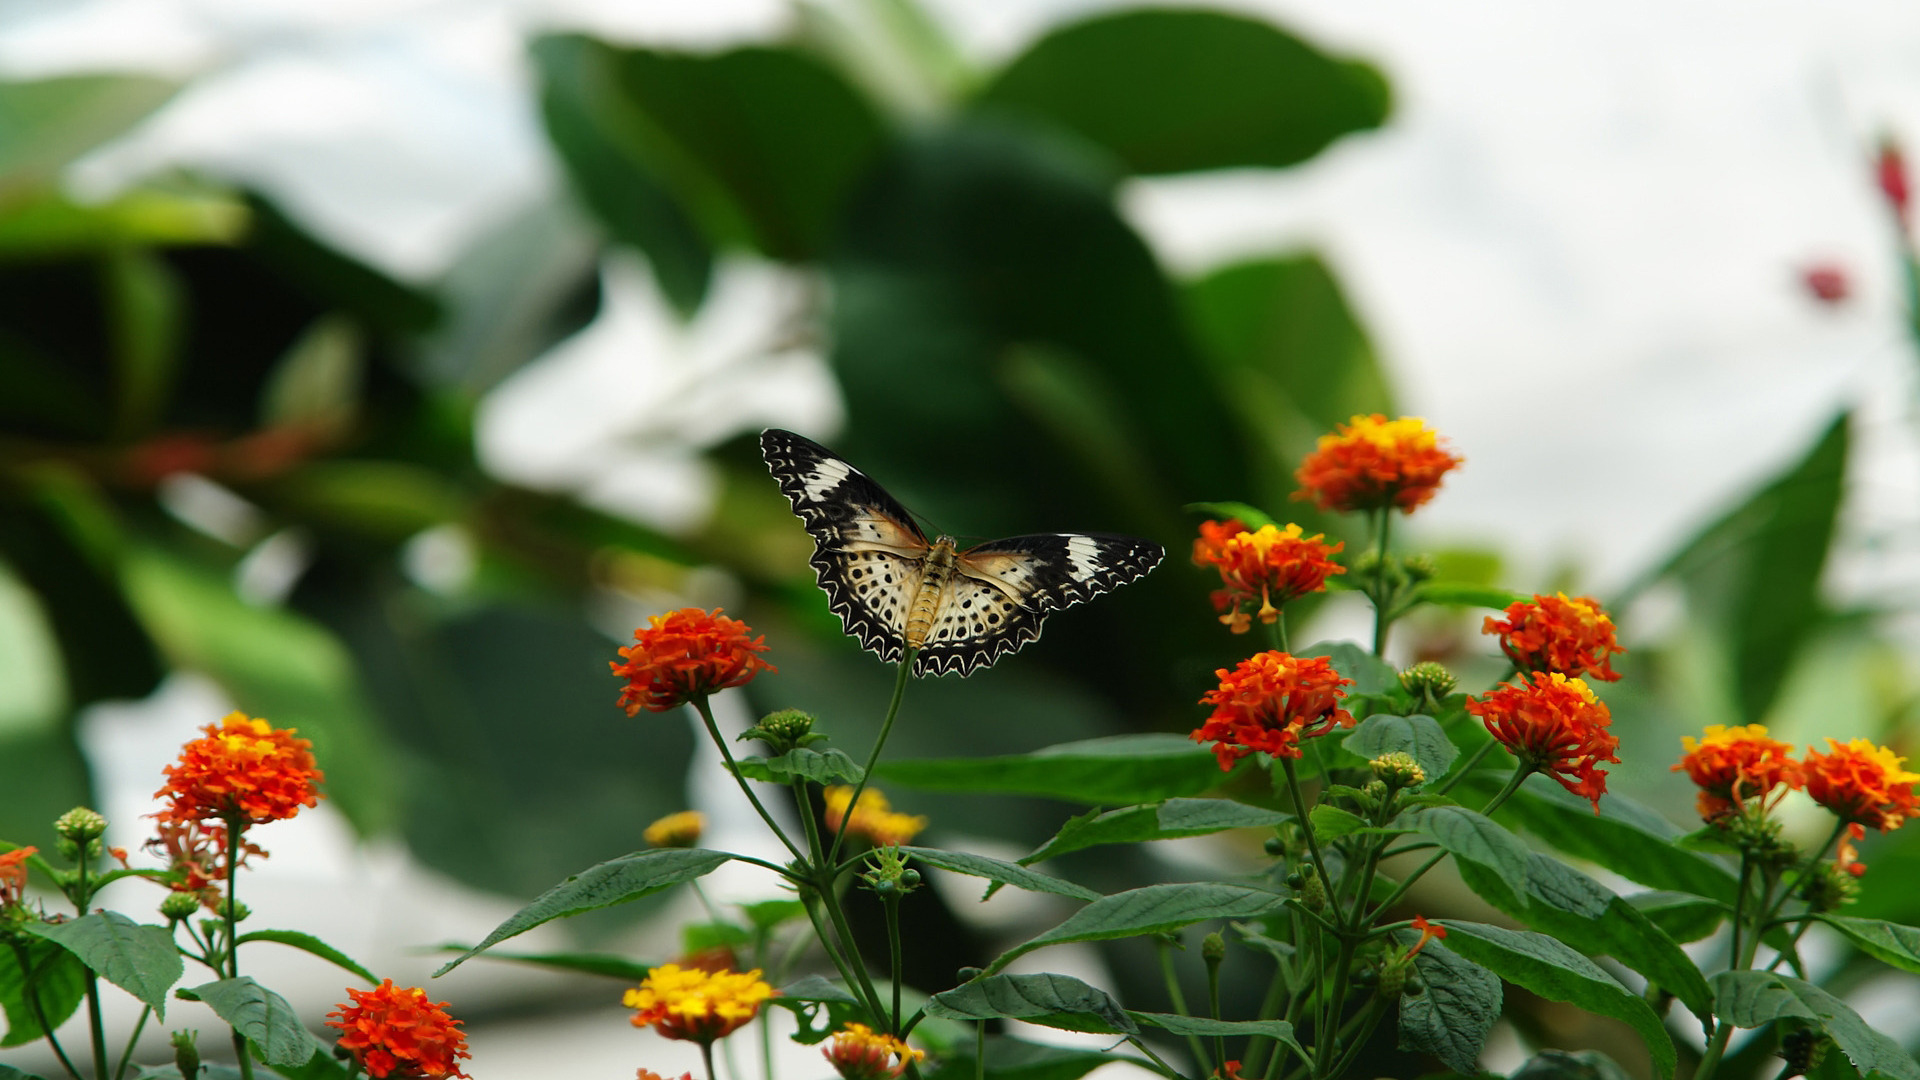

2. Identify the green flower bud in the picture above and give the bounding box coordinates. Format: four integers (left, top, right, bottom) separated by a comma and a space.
54, 807, 108, 843
1370, 751, 1428, 790
956, 966, 983, 983
1201, 932, 1226, 964
741, 709, 820, 754
860, 847, 919, 896
1398, 662, 1457, 711
171, 1029, 201, 1080
160, 891, 202, 922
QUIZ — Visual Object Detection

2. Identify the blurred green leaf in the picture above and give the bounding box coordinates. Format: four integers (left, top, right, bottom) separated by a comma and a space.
1712, 971, 1920, 1080
1511, 1050, 1636, 1080
878, 733, 1232, 805
0, 74, 177, 186
243, 195, 438, 337
1303, 640, 1397, 694
991, 883, 1285, 972
924, 973, 1135, 1034
1020, 799, 1286, 865
0, 1064, 49, 1079
233, 929, 377, 985
0, 935, 86, 1046
179, 977, 317, 1066
22, 911, 182, 1019
103, 246, 184, 438
0, 186, 246, 259
1396, 939, 1499, 1076
1185, 501, 1276, 529
978, 10, 1388, 175
1815, 914, 1920, 975
1409, 583, 1528, 611
901, 846, 1100, 901
1626, 891, 1725, 944
924, 1036, 1128, 1080
260, 315, 360, 435
262, 461, 465, 543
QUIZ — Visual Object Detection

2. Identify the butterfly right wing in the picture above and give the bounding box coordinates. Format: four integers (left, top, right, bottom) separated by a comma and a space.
761, 429, 930, 664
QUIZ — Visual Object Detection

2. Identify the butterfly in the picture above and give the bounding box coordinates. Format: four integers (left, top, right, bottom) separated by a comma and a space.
761, 428, 1165, 677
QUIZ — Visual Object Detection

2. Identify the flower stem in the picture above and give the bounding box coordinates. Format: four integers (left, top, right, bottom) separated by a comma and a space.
790, 777, 889, 1028
223, 815, 255, 1080
700, 1038, 719, 1080
1278, 757, 1337, 906
884, 891, 905, 1034
113, 1004, 150, 1080
1156, 936, 1210, 1076
13, 939, 84, 1080
1369, 765, 1532, 921
83, 974, 108, 1080
1369, 509, 1393, 658
975, 1022, 986, 1080
831, 655, 915, 864
692, 697, 806, 862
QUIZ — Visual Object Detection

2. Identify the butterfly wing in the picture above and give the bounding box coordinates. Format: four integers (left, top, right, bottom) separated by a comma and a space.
914, 533, 1165, 677
761, 429, 930, 663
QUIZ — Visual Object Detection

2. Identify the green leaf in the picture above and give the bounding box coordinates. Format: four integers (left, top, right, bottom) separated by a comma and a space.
1816, 915, 1920, 975
0, 74, 178, 183
730, 747, 865, 785
1021, 798, 1287, 864
181, 977, 318, 1067
878, 734, 1230, 805
924, 1036, 1127, 1080
262, 462, 466, 544
1511, 1050, 1636, 1080
779, 974, 860, 1004
923, 973, 1136, 1034
993, 884, 1286, 972
430, 944, 652, 981
1437, 921, 1675, 1080
1343, 714, 1457, 782
0, 1065, 50, 1079
0, 186, 247, 258
741, 900, 807, 933
1310, 804, 1369, 841
260, 1048, 354, 1080
1396, 939, 1500, 1076
1132, 1012, 1303, 1058
435, 848, 731, 975
978, 9, 1389, 175
234, 929, 376, 985
1184, 501, 1275, 529
900, 846, 1100, 901
1300, 641, 1398, 695
1476, 776, 1738, 905
1713, 970, 1920, 1080
1626, 892, 1726, 944
1411, 805, 1530, 884
0, 935, 86, 1046
1407, 583, 1528, 611
131, 1068, 246, 1080
23, 911, 182, 1019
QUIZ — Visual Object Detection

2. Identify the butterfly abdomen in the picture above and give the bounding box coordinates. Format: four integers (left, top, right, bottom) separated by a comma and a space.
903, 536, 959, 651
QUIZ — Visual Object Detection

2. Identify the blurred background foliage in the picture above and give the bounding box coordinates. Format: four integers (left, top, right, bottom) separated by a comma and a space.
0, 0, 1913, 1070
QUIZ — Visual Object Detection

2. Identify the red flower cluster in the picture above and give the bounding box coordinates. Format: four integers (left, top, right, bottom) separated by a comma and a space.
612, 608, 775, 715
1483, 593, 1625, 682
1294, 415, 1462, 514
1880, 138, 1910, 227
1803, 738, 1920, 832
823, 1023, 924, 1080
155, 713, 323, 826
1671, 724, 1801, 823
1192, 652, 1354, 769
327, 980, 471, 1079
1466, 673, 1619, 811
145, 820, 264, 911
1194, 522, 1344, 634
0, 847, 36, 908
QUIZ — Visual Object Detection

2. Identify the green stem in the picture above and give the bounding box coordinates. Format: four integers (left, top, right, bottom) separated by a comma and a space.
1125, 1036, 1188, 1080
831, 655, 915, 863
822, 888, 890, 1029
693, 697, 806, 862
1156, 937, 1210, 1076
1264, 613, 1290, 655
975, 1021, 986, 1080
1206, 942, 1226, 1072
84, 974, 108, 1080
790, 777, 889, 1028
1312, 936, 1357, 1078
1278, 758, 1338, 906
113, 1004, 151, 1080
1697, 854, 1760, 1080
1243, 966, 1291, 1079
13, 939, 84, 1080
1369, 765, 1532, 921
1432, 741, 1496, 797
1323, 992, 1390, 1080
884, 892, 904, 1034
801, 896, 880, 1022
223, 815, 254, 1080
1369, 509, 1393, 658
700, 1038, 719, 1080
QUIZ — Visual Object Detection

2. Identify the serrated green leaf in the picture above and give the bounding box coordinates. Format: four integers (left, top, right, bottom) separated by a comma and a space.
924, 973, 1136, 1034
1302, 641, 1397, 694
1343, 714, 1457, 783
234, 929, 375, 985
182, 977, 318, 1067
1713, 970, 1920, 1080
1816, 915, 1920, 975
1310, 803, 1369, 841
1022, 798, 1287, 865
1412, 805, 1530, 884
1184, 501, 1276, 529
1396, 938, 1500, 1075
1436, 921, 1674, 1080
992, 884, 1286, 973
879, 734, 1231, 805
435, 848, 731, 975
0, 935, 86, 1046
1131, 1011, 1303, 1058
730, 747, 865, 785
24, 911, 182, 1019
901, 846, 1099, 901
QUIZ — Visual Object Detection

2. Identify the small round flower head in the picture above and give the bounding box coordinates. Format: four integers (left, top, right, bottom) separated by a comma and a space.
1483, 593, 1626, 682
156, 713, 323, 826
624, 964, 774, 1043
54, 807, 108, 843
1294, 415, 1462, 514
823, 787, 927, 847
326, 980, 471, 1079
1803, 738, 1920, 832
612, 608, 775, 715
1465, 673, 1619, 811
1370, 751, 1427, 790
1200, 524, 1345, 634
1672, 724, 1802, 823
1191, 652, 1355, 770
1398, 661, 1457, 711
823, 1023, 924, 1080
644, 811, 705, 849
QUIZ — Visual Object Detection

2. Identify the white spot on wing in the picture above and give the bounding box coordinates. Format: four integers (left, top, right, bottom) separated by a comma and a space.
1065, 535, 1102, 582
801, 458, 852, 501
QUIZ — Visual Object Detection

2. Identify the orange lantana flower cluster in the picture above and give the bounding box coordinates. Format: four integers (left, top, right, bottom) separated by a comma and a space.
1191, 651, 1354, 769
1670, 729, 1920, 840
1803, 738, 1920, 833
0, 847, 36, 908
1672, 724, 1801, 823
823, 787, 927, 847
624, 963, 775, 1043
1483, 593, 1626, 682
823, 1023, 925, 1080
155, 712, 324, 826
1194, 522, 1344, 634
1466, 673, 1619, 811
613, 608, 775, 715
326, 980, 472, 1079
1294, 414, 1462, 514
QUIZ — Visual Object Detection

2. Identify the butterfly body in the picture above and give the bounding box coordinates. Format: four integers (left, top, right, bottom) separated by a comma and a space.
761, 429, 1164, 677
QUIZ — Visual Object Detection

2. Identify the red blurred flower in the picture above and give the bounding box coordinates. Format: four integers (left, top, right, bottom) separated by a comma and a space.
0, 847, 36, 907
823, 1023, 923, 1080
1191, 518, 1248, 568
1879, 139, 1910, 227
1803, 738, 1920, 832
1465, 673, 1619, 811
637, 1072, 695, 1080
1802, 263, 1851, 305
1200, 524, 1344, 634
155, 712, 323, 826
1836, 823, 1868, 878
1191, 652, 1354, 769
612, 608, 774, 715
327, 980, 471, 1079
1483, 592, 1625, 682
1672, 724, 1801, 823
1294, 415, 1462, 514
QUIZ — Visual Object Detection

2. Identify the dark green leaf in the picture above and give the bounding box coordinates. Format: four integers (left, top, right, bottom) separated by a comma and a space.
0, 74, 178, 182
262, 462, 466, 545
0, 935, 86, 1046
23, 911, 181, 1018
430, 944, 652, 981
1343, 714, 1457, 782
244, 194, 439, 335
1476, 776, 1738, 905
1412, 806, 1530, 885
1397, 939, 1500, 1075
924, 973, 1136, 1034
1132, 1011, 1302, 1057
730, 747, 865, 785
0, 1065, 50, 1079
1713, 970, 1920, 1080
901, 846, 1099, 901
741, 900, 807, 933
1301, 641, 1398, 695
235, 929, 376, 985
1437, 921, 1675, 1080
1816, 915, 1920, 975
779, 974, 860, 1004
131, 1069, 246, 1080
978, 10, 1388, 175
1310, 804, 1369, 841
993, 884, 1285, 971
924, 1036, 1127, 1080
1021, 799, 1286, 865
1184, 501, 1276, 529
181, 977, 318, 1067
1626, 892, 1726, 945
1511, 1049, 1635, 1080
435, 848, 731, 975
879, 734, 1230, 805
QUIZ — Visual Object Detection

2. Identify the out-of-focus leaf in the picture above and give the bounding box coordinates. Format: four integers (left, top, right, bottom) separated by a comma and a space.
978, 10, 1388, 175
1712, 971, 1920, 1080
1626, 891, 1725, 944
1184, 501, 1276, 529
429, 944, 652, 981
179, 977, 317, 1066
0, 1064, 49, 1079
0, 561, 82, 834
0, 936, 86, 1046
1816, 914, 1920, 975
924, 1036, 1128, 1080
878, 734, 1230, 805
0, 74, 177, 183
0, 187, 246, 259
260, 315, 360, 435
102, 246, 184, 438
902, 846, 1099, 901
991, 883, 1285, 972
23, 911, 182, 1018
924, 973, 1135, 1034
244, 195, 438, 336
1343, 714, 1456, 782
1396, 938, 1499, 1076
261, 461, 466, 543
1409, 583, 1528, 611
1020, 798, 1286, 864
1511, 1050, 1636, 1080
1302, 641, 1396, 694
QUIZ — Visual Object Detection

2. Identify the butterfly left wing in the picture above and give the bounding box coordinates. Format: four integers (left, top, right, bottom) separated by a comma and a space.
914, 533, 1165, 677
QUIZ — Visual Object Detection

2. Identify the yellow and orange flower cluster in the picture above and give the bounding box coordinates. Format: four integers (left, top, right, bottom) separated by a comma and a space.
613, 608, 775, 715
1466, 673, 1619, 811
1670, 728, 1920, 842
624, 963, 775, 1043
326, 980, 471, 1079
1191, 652, 1354, 770
1803, 738, 1920, 833
823, 1023, 924, 1080
1193, 522, 1344, 634
644, 811, 705, 849
1294, 414, 1462, 515
823, 787, 927, 847
1672, 724, 1801, 823
1483, 593, 1625, 682
155, 712, 323, 826
0, 847, 36, 908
